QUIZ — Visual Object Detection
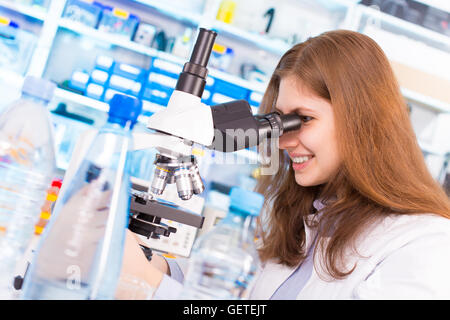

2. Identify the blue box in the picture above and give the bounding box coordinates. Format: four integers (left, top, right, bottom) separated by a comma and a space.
103, 88, 137, 103
205, 76, 215, 89
248, 91, 263, 107
147, 72, 177, 89
89, 68, 109, 86
112, 62, 146, 81
108, 74, 142, 97
201, 76, 215, 104
69, 70, 90, 92
213, 78, 249, 100
142, 83, 173, 106
201, 89, 211, 104
150, 58, 182, 78
103, 88, 122, 103
85, 82, 104, 100
141, 99, 166, 117
63, 0, 103, 28
94, 55, 114, 72
144, 71, 180, 106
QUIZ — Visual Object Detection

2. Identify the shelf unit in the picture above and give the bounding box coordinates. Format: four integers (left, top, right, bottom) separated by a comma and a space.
0, 0, 47, 21
357, 4, 450, 47
57, 18, 267, 93
351, 4, 450, 114
131, 0, 203, 26
1, 0, 447, 113
1, 0, 449, 171
401, 88, 450, 114
54, 87, 165, 120
1, 0, 282, 94
210, 20, 291, 56
130, 0, 293, 55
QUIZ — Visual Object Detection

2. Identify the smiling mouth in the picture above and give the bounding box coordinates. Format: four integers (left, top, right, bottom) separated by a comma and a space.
291, 155, 314, 170
291, 155, 314, 164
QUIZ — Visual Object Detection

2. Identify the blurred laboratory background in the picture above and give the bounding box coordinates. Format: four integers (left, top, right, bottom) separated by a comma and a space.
0, 0, 449, 256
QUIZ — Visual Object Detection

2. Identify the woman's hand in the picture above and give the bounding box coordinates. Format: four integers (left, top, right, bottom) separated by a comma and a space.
117, 230, 166, 299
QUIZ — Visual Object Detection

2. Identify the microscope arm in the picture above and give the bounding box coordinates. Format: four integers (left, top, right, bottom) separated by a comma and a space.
133, 131, 193, 159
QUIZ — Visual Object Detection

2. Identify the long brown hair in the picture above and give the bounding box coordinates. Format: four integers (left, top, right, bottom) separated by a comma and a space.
256, 30, 450, 279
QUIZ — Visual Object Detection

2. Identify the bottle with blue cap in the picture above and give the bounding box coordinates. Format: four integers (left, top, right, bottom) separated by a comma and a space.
22, 94, 142, 300
0, 76, 57, 299
179, 186, 264, 299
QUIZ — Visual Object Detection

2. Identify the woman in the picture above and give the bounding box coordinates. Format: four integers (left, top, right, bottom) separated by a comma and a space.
120, 30, 450, 299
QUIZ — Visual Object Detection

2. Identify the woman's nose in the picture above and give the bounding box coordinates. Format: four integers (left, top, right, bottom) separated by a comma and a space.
279, 130, 300, 150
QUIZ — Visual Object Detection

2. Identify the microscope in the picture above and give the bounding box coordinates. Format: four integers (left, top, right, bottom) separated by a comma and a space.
127, 28, 302, 252
11, 28, 302, 290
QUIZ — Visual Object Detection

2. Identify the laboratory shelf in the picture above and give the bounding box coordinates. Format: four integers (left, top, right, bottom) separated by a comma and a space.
211, 20, 291, 56
53, 88, 109, 113
354, 4, 450, 114
401, 88, 450, 114
0, 0, 47, 21
130, 0, 291, 57
418, 140, 447, 156
51, 72, 450, 118
208, 68, 267, 93
131, 0, 202, 26
54, 88, 165, 122
58, 18, 161, 57
57, 18, 267, 93
357, 5, 450, 47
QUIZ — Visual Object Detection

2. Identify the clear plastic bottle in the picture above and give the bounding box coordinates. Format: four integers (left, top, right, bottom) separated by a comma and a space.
0, 76, 56, 299
21, 94, 142, 300
179, 187, 264, 299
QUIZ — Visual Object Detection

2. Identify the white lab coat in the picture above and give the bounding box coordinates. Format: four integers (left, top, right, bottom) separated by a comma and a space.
249, 213, 450, 299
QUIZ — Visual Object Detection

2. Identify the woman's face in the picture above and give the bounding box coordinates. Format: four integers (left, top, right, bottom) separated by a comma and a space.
277, 75, 341, 186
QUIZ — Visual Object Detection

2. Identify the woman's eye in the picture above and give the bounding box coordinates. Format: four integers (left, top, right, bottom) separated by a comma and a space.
300, 116, 313, 122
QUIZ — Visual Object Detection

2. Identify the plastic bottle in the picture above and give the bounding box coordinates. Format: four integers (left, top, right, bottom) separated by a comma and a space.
179, 187, 264, 299
22, 94, 142, 300
0, 76, 56, 299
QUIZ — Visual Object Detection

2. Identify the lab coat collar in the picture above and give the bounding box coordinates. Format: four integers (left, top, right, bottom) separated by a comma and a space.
253, 201, 326, 299
313, 198, 327, 212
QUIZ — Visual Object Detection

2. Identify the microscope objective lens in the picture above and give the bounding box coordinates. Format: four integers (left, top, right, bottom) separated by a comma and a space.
190, 165, 204, 194
174, 167, 193, 200
151, 166, 170, 195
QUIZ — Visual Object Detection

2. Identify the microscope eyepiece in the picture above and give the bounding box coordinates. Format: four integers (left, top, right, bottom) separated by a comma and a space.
175, 28, 217, 98
256, 112, 302, 138
209, 100, 302, 152
190, 28, 217, 67
279, 113, 302, 132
